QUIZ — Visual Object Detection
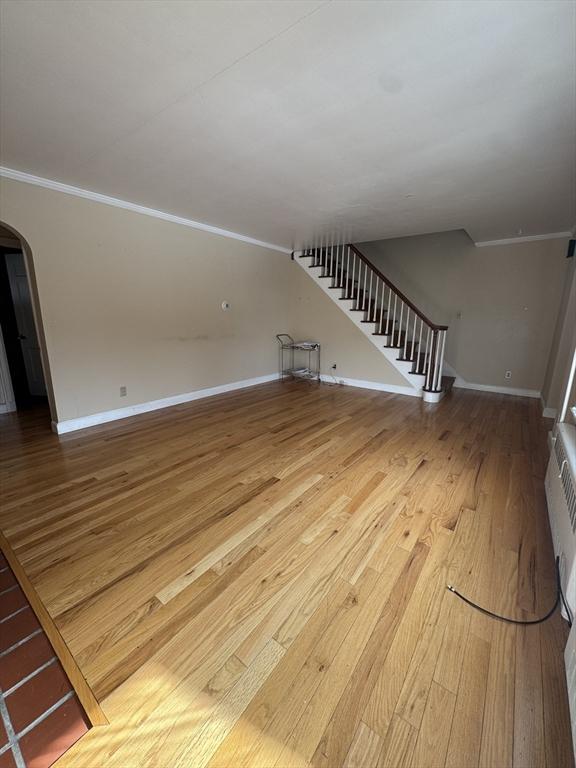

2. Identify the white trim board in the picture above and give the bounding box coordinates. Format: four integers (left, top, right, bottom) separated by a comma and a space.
442, 360, 541, 399
52, 373, 280, 434
474, 231, 572, 247
0, 167, 291, 255
53, 372, 424, 434
319, 374, 420, 398
452, 379, 540, 398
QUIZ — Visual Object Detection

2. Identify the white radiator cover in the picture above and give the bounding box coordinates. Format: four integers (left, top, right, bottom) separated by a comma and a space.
545, 423, 576, 618
566, 622, 576, 764
545, 422, 576, 760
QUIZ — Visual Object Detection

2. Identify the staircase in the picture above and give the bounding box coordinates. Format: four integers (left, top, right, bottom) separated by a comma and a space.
294, 243, 453, 402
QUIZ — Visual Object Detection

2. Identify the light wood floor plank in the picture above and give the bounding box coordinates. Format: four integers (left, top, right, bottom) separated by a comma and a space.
0, 381, 571, 768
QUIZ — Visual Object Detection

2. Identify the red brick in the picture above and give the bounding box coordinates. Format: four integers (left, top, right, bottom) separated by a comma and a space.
6, 660, 72, 733
0, 633, 55, 692
19, 696, 90, 768
0, 586, 27, 621
0, 607, 41, 653
0, 569, 16, 592
0, 748, 16, 768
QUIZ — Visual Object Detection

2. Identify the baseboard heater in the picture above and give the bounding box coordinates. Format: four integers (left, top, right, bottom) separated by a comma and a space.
544, 422, 576, 758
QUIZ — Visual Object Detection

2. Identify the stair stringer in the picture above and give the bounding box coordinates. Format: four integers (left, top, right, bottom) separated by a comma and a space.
294, 253, 424, 397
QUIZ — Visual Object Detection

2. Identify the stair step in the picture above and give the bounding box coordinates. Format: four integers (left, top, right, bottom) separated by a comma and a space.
397, 344, 420, 362
384, 330, 407, 347
372, 321, 398, 335
360, 315, 389, 323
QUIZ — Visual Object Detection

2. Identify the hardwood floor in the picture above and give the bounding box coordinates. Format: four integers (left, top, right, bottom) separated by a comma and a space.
0, 381, 573, 768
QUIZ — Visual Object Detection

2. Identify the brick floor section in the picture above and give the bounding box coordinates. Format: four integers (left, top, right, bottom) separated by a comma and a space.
0, 559, 90, 767
19, 697, 89, 768
0, 634, 54, 693
6, 661, 72, 733
0, 587, 28, 622
0, 748, 17, 768
0, 570, 17, 593
0, 608, 41, 655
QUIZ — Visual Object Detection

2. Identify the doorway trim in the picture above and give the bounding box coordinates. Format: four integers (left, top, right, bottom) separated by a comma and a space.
0, 323, 16, 413
0, 221, 57, 424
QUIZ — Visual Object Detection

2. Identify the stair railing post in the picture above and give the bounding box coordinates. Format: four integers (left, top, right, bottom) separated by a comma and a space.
427, 328, 439, 391
434, 329, 447, 392
417, 319, 423, 371
424, 327, 433, 390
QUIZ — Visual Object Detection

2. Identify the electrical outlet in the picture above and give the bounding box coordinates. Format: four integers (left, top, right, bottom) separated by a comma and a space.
120, 385, 127, 397
505, 371, 512, 380
331, 363, 337, 370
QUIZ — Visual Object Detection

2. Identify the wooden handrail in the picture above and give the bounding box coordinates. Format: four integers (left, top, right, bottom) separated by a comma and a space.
348, 244, 448, 331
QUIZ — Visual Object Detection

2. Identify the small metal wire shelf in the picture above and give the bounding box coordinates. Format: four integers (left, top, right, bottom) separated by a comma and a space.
276, 334, 321, 382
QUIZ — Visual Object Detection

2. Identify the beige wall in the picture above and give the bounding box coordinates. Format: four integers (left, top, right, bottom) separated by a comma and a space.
0, 178, 299, 422
542, 256, 576, 415
361, 230, 568, 393
0, 178, 404, 423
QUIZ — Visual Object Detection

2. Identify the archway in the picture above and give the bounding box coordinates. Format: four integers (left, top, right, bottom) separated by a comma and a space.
0, 221, 56, 426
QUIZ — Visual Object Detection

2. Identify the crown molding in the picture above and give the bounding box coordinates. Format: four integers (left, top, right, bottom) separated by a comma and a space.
0, 167, 291, 254
474, 231, 572, 247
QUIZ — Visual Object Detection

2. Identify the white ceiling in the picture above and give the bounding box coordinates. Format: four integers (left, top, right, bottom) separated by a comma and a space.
1, 0, 574, 249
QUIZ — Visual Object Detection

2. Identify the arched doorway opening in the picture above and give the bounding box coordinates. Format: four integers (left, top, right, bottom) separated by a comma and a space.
0, 221, 56, 425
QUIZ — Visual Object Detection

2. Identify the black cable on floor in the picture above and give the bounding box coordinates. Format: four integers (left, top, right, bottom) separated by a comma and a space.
447, 556, 572, 628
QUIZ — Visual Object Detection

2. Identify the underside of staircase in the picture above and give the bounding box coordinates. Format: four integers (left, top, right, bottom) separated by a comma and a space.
294, 244, 454, 402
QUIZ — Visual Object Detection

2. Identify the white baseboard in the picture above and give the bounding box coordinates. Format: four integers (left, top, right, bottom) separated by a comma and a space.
319, 374, 420, 398
52, 373, 280, 434
452, 378, 541, 398
540, 395, 558, 419
443, 361, 542, 399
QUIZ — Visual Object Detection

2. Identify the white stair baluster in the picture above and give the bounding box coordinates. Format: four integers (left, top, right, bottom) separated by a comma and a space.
379, 280, 385, 330
403, 308, 410, 359
417, 318, 423, 372
425, 327, 432, 389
